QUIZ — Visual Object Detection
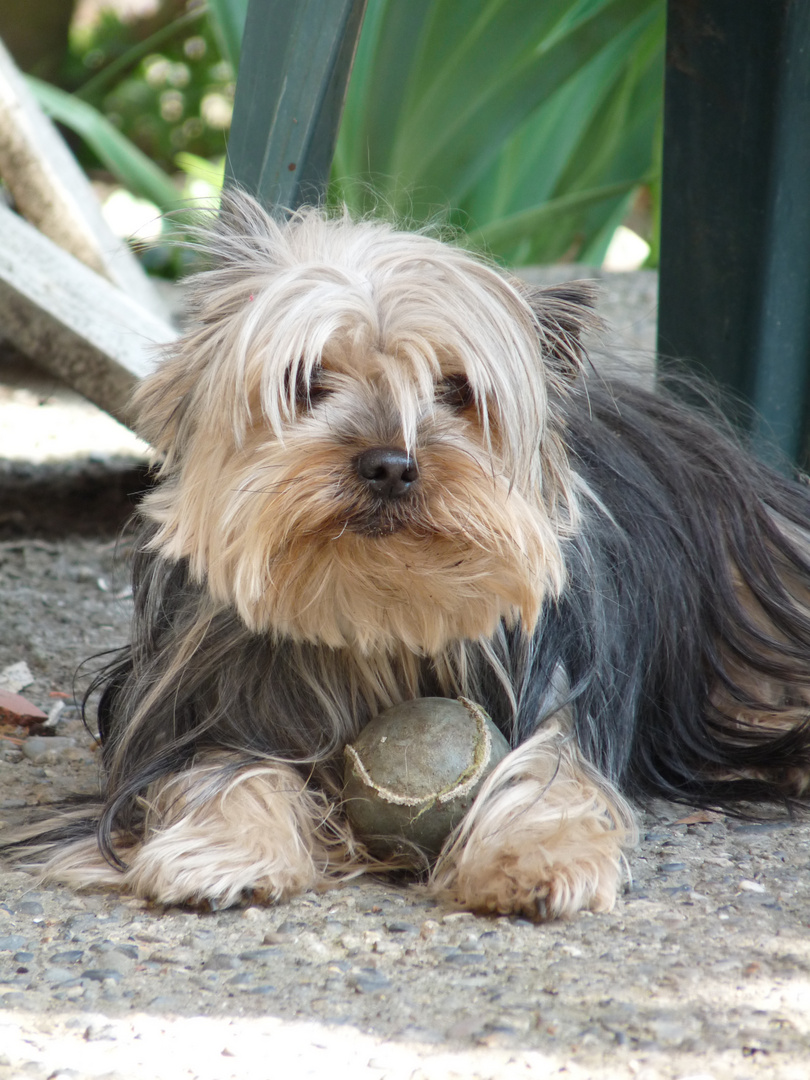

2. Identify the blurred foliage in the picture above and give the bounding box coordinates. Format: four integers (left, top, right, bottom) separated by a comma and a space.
62, 0, 234, 172
19, 0, 663, 273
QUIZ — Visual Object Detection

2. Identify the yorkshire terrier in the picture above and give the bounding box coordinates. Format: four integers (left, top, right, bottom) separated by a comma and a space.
31, 191, 810, 919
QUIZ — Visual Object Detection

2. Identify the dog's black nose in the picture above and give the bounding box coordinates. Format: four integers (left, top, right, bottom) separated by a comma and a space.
356, 447, 419, 499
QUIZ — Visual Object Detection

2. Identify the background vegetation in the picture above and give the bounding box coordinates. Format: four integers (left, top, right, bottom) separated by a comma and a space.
0, 0, 664, 273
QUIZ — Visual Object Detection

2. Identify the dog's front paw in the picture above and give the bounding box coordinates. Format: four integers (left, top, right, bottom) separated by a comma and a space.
434, 830, 624, 920
122, 813, 319, 909
39, 757, 363, 909
429, 725, 636, 920
122, 758, 365, 907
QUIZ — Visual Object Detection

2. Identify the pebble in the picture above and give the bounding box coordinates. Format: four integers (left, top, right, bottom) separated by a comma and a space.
444, 951, 487, 966
237, 948, 279, 965
44, 967, 79, 986
16, 900, 44, 916
147, 947, 195, 965
385, 921, 418, 934
347, 970, 392, 994
0, 660, 34, 693
201, 953, 239, 971
0, 688, 46, 724
21, 736, 77, 764
82, 969, 124, 983
739, 879, 767, 893
0, 934, 27, 951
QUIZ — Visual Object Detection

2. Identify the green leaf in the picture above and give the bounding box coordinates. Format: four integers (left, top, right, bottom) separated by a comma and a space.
175, 152, 226, 188
332, 0, 664, 264
27, 77, 181, 211
207, 0, 250, 70
390, 0, 659, 210
467, 178, 646, 254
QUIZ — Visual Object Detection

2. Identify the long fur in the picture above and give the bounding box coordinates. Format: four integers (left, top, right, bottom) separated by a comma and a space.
12, 191, 810, 916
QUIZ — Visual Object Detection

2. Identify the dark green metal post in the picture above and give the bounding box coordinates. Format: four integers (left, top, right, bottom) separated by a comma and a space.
225, 0, 368, 211
658, 0, 810, 468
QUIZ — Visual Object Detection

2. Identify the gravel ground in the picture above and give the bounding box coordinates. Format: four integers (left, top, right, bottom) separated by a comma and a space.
2, 271, 810, 1080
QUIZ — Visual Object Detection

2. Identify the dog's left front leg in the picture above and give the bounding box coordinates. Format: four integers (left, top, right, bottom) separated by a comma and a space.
119, 755, 362, 907
46, 755, 361, 908
430, 722, 636, 920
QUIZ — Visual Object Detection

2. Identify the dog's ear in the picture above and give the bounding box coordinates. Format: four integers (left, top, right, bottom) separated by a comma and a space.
516, 280, 601, 380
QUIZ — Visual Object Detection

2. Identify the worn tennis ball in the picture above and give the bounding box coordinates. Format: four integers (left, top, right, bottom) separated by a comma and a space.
343, 697, 511, 862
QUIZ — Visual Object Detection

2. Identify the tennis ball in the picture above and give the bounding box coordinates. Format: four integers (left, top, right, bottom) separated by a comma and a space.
343, 697, 511, 862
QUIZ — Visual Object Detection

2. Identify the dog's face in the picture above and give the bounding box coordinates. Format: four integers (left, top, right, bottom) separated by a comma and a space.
136, 194, 593, 655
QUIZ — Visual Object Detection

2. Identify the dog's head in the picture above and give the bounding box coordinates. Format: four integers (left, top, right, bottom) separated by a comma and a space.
136, 192, 596, 655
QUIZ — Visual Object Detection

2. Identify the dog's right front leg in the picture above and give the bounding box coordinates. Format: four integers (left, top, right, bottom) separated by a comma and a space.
45, 755, 363, 908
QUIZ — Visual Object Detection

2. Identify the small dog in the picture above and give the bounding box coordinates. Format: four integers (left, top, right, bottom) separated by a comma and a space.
36, 191, 810, 918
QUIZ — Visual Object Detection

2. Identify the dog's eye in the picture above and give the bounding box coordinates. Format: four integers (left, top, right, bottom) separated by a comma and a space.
287, 365, 330, 410
438, 374, 475, 411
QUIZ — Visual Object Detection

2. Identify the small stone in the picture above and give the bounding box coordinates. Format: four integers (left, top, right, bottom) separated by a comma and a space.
0, 991, 26, 1007
260, 932, 290, 946
237, 948, 278, 965
50, 951, 84, 964
147, 947, 195, 966
739, 880, 767, 893
202, 953, 238, 971
444, 951, 486, 965
82, 968, 124, 983
21, 735, 77, 764
84, 1021, 117, 1041
148, 996, 181, 1009
458, 938, 484, 951
44, 966, 78, 985
16, 900, 44, 916
273, 919, 306, 935
0, 934, 28, 951
347, 969, 391, 994
0, 689, 47, 725
0, 660, 34, 694
87, 946, 133, 973
732, 822, 791, 834
111, 944, 139, 960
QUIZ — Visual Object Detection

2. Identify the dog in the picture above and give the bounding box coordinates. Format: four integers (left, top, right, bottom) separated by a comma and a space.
30, 190, 810, 919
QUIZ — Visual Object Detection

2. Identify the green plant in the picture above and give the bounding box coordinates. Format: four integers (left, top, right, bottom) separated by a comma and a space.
27, 0, 239, 210
332, 0, 664, 265
26, 0, 664, 269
